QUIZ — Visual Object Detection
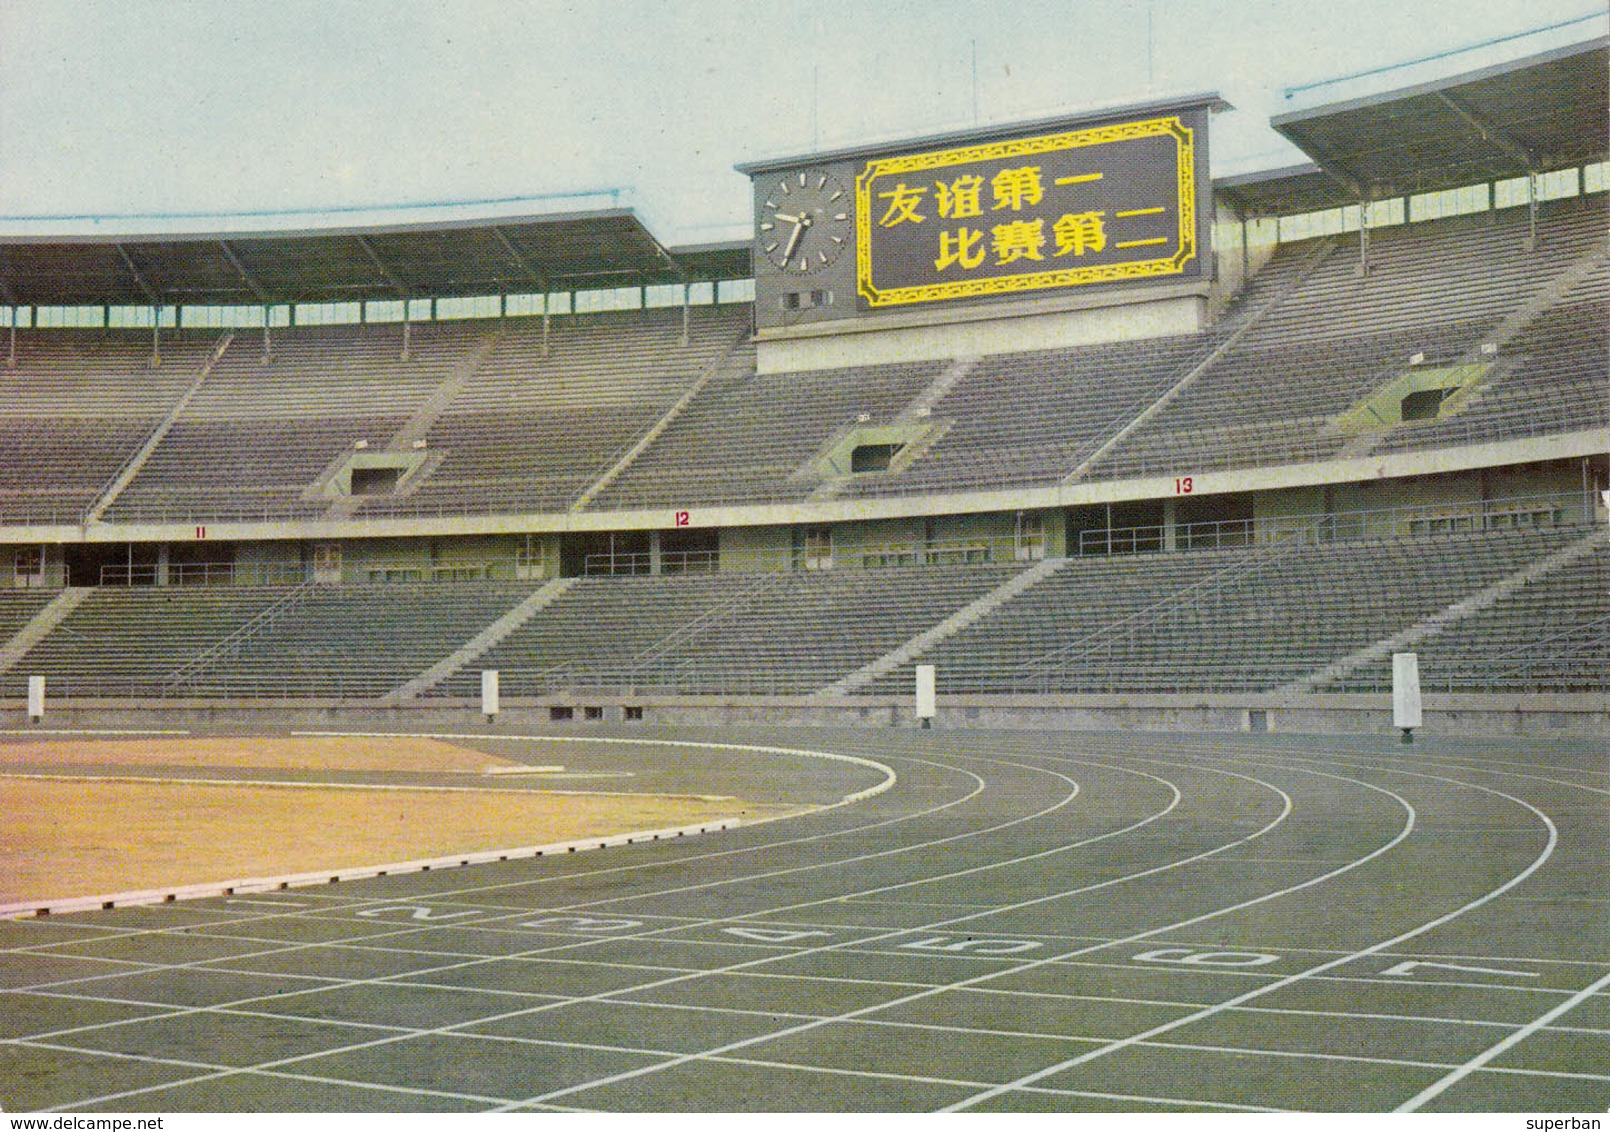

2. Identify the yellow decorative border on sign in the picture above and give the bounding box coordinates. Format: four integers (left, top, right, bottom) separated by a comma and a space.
856, 116, 1196, 308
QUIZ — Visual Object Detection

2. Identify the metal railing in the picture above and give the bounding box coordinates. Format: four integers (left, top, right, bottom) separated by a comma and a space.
1074, 491, 1595, 558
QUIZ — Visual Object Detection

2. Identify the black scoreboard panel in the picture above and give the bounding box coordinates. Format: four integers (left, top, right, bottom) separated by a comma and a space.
746, 100, 1216, 334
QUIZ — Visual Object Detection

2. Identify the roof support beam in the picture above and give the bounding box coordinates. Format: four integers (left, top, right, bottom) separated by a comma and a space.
490, 226, 549, 293
217, 240, 271, 306
1280, 134, 1369, 201
113, 244, 161, 307
1433, 90, 1541, 172
353, 235, 409, 298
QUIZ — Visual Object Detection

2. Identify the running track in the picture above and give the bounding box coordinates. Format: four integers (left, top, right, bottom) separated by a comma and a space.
1, 727, 1606, 1112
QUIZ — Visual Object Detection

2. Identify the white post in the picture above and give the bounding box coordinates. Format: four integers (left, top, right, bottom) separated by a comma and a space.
915, 664, 936, 729
27, 675, 45, 723
481, 670, 500, 722
1392, 652, 1421, 744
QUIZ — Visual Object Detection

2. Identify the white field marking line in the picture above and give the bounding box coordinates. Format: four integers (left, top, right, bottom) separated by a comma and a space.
1137, 1037, 1610, 1083
290, 730, 899, 805
7, 743, 1080, 1104
38, 751, 1192, 1112
1396, 965, 1610, 1111
0, 729, 192, 736
444, 1026, 1297, 1112
941, 760, 1560, 1112
8, 1037, 516, 1111
0, 770, 705, 798
501, 764, 1429, 1111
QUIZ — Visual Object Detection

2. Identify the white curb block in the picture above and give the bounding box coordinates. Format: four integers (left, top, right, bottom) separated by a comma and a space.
0, 818, 740, 920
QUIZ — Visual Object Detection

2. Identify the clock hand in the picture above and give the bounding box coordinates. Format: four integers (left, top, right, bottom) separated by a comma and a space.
780, 218, 805, 265
773, 212, 802, 224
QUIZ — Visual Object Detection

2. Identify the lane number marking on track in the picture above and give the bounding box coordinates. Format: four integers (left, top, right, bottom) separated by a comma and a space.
1132, 947, 1282, 967
1379, 959, 1540, 980
354, 905, 480, 922
722, 927, 834, 943
901, 935, 1043, 955
519, 915, 643, 933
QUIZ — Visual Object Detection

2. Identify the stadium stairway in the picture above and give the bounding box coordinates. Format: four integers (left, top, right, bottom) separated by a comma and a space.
808, 355, 980, 502
1280, 525, 1610, 695
81, 333, 234, 524
0, 589, 90, 678
378, 577, 577, 703
571, 324, 755, 512
813, 556, 1071, 697
322, 325, 506, 521
1337, 233, 1610, 461
1064, 236, 1340, 484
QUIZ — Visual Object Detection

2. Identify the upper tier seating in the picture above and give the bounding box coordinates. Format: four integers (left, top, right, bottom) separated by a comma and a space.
379, 304, 753, 516
0, 196, 1602, 523
1081, 195, 1609, 480
102, 320, 486, 522
0, 331, 211, 524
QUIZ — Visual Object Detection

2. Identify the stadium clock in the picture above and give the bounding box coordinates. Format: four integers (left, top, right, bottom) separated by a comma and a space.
758, 168, 853, 274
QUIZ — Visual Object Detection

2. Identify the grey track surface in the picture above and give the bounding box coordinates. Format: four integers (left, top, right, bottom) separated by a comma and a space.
1, 725, 1606, 1113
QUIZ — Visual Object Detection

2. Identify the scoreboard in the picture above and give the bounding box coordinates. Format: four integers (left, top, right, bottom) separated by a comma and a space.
741, 96, 1220, 335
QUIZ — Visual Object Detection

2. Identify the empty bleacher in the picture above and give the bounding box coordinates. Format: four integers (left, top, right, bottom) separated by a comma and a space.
588, 357, 942, 509
0, 586, 299, 698
865, 526, 1591, 695
1081, 196, 1608, 481
379, 304, 752, 515
437, 563, 1027, 697
102, 321, 485, 522
0, 330, 212, 524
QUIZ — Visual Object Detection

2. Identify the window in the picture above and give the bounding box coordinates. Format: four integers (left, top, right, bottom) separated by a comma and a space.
13, 547, 43, 588
584, 706, 604, 721
549, 706, 574, 722
624, 705, 644, 721
799, 527, 833, 571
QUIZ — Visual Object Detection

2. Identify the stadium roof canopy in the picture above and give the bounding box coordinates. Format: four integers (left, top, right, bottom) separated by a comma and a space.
0, 207, 751, 310
1218, 36, 1609, 216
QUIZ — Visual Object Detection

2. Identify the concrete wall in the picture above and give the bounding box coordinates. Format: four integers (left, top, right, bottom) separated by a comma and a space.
7, 691, 1605, 738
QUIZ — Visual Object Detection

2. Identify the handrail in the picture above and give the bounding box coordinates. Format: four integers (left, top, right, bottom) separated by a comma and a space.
161, 577, 319, 691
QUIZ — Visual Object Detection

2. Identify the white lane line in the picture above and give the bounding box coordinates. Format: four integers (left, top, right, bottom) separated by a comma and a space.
942, 762, 1560, 1112
1395, 966, 1610, 1111
8, 746, 1076, 1108
501, 763, 1409, 1110
35, 752, 1173, 1112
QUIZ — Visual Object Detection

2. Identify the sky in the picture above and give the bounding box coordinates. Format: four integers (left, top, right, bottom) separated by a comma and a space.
0, 0, 1604, 246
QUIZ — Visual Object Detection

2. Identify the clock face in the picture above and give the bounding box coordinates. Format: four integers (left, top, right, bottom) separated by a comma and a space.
758, 168, 852, 274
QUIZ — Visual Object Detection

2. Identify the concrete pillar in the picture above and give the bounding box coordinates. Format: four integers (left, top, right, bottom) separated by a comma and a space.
1163, 498, 1178, 553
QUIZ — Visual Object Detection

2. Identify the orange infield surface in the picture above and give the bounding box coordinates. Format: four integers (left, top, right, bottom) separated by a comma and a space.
0, 734, 774, 905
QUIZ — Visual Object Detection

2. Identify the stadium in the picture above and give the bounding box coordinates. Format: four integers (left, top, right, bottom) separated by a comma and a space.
0, 7, 1607, 1116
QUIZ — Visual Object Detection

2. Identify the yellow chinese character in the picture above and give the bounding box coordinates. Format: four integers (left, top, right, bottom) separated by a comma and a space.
934, 174, 984, 219
991, 219, 1046, 264
991, 166, 1044, 211
934, 226, 987, 271
878, 183, 927, 227
1053, 211, 1107, 256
